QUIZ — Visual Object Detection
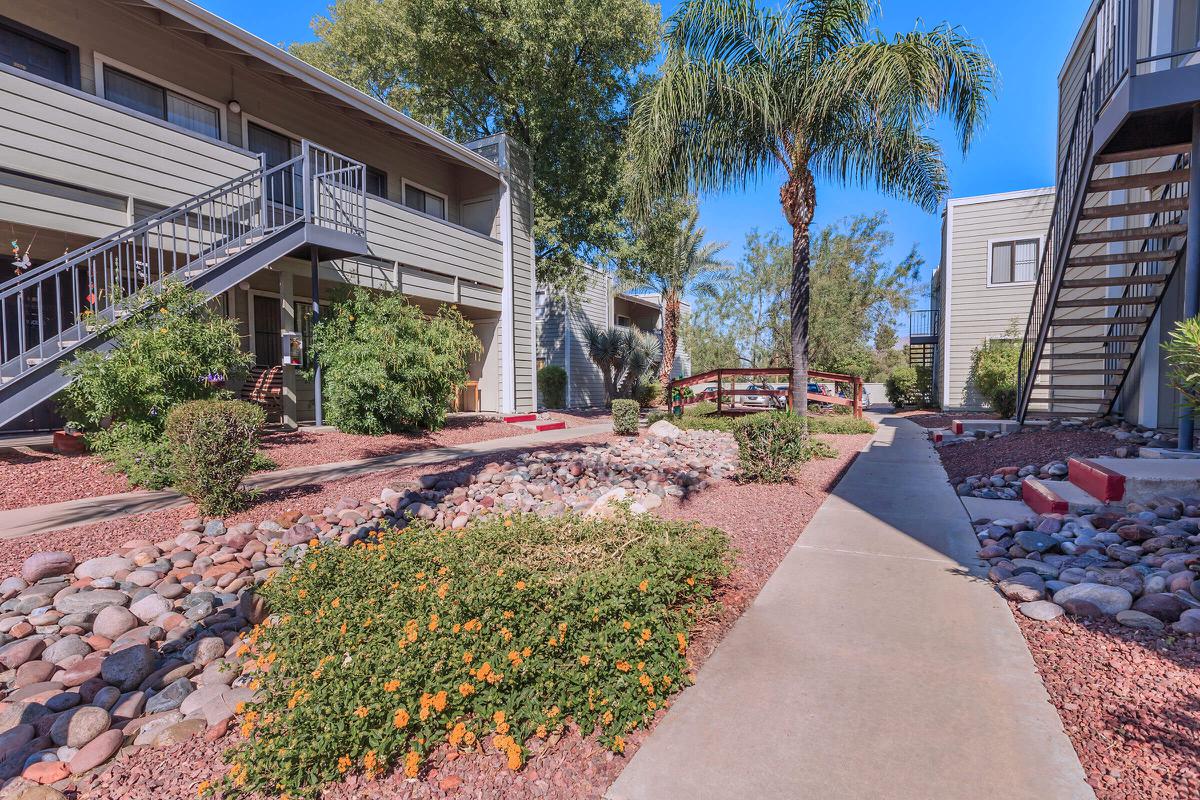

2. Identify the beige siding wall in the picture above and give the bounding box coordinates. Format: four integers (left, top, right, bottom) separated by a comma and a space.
538, 268, 611, 408
944, 189, 1054, 410
507, 141, 537, 412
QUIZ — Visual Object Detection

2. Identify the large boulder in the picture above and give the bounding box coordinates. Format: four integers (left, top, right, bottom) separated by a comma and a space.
648, 419, 684, 440
100, 644, 157, 692
1052, 583, 1133, 616
21, 552, 76, 584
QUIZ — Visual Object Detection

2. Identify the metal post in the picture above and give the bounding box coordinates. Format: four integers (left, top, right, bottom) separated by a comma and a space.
310, 249, 323, 428
1180, 105, 1200, 451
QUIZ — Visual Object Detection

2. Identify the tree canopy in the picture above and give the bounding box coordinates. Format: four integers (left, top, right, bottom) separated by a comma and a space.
291, 0, 661, 293
684, 212, 919, 379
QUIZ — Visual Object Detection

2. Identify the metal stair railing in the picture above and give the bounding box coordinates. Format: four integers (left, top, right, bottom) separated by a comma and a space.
0, 140, 366, 388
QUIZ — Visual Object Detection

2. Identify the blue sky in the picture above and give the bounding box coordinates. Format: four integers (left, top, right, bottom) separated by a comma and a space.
202, 0, 1090, 314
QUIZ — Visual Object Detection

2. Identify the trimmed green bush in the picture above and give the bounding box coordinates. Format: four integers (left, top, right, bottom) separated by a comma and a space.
537, 365, 568, 409
312, 289, 481, 435
88, 421, 175, 489
165, 399, 265, 516
733, 411, 834, 483
1164, 315, 1200, 411
807, 415, 875, 435
885, 365, 919, 408
611, 398, 639, 435
684, 399, 717, 417
634, 377, 661, 408
967, 335, 1020, 418
224, 511, 730, 797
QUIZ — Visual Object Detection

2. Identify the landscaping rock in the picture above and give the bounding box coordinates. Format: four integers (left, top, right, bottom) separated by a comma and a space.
100, 645, 156, 692
1052, 583, 1133, 616
20, 553, 76, 584
1017, 601, 1065, 621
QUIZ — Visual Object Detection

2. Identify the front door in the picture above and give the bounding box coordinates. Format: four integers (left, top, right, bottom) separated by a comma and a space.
253, 295, 281, 367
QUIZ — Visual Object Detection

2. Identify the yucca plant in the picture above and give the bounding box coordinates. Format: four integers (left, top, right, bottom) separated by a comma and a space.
1164, 316, 1200, 411
581, 322, 663, 403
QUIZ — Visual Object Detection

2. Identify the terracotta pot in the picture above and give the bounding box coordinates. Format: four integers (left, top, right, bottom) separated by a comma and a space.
53, 430, 87, 456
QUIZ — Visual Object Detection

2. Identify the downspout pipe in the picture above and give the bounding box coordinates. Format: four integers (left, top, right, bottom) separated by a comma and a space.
1179, 106, 1200, 451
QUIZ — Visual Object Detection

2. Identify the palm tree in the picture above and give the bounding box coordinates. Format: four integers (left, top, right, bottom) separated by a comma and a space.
620, 205, 729, 397
629, 0, 995, 411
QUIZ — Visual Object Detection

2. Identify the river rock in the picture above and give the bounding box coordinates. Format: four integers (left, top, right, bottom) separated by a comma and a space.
1051, 583, 1133, 616
20, 553, 76, 584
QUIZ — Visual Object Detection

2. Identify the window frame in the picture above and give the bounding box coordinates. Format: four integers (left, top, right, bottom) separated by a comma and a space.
986, 236, 1043, 288
94, 54, 226, 141
401, 178, 450, 221
0, 14, 80, 89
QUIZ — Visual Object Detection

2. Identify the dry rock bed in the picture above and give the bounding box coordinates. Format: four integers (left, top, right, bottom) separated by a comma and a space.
974, 495, 1200, 798
0, 425, 736, 799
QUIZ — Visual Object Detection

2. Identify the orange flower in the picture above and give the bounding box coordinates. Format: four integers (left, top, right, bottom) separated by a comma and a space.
536, 724, 548, 738
493, 710, 506, 725
521, 646, 532, 658
613, 735, 626, 753
638, 580, 648, 592
506, 746, 522, 770
331, 597, 341, 608
622, 621, 632, 631
437, 583, 449, 599
404, 751, 420, 778
515, 580, 526, 590
616, 660, 631, 672
384, 680, 401, 693
354, 706, 369, 719
504, 518, 514, 528
337, 754, 352, 773
603, 710, 614, 725
686, 577, 696, 586
297, 589, 307, 599
579, 655, 590, 666
428, 613, 440, 632
463, 651, 474, 664
677, 632, 688, 654
641, 628, 652, 641
459, 682, 476, 697
449, 721, 467, 746
393, 708, 409, 728
431, 690, 448, 712
503, 610, 514, 619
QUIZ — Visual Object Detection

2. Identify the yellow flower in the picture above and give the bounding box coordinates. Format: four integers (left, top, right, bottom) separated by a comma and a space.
337, 754, 352, 774
404, 750, 420, 778
393, 708, 409, 728
354, 705, 369, 719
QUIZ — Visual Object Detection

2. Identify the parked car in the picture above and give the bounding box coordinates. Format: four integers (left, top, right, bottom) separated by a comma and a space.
742, 383, 779, 408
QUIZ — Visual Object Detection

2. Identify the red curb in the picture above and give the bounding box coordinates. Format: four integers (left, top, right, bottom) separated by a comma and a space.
1068, 457, 1125, 502
1021, 478, 1069, 515
533, 421, 566, 432
502, 414, 538, 423
952, 421, 964, 435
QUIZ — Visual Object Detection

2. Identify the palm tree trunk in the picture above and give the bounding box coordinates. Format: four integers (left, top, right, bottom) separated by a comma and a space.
780, 164, 816, 415
659, 289, 680, 402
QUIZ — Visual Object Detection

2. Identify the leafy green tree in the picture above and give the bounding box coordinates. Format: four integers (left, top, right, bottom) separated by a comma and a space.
617, 202, 728, 395
685, 214, 920, 378
629, 0, 994, 411
291, 0, 660, 293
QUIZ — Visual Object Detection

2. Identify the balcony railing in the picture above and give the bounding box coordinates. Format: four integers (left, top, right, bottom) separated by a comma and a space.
908, 309, 939, 339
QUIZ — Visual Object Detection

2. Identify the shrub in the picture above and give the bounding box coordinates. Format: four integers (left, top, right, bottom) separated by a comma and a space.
165, 399, 265, 516
224, 511, 729, 797
967, 334, 1021, 418
88, 421, 175, 489
885, 365, 919, 408
537, 365, 568, 409
312, 289, 480, 435
683, 399, 717, 417
1164, 316, 1200, 411
634, 377, 661, 408
733, 411, 834, 483
60, 280, 250, 434
611, 398, 640, 435
807, 416, 875, 435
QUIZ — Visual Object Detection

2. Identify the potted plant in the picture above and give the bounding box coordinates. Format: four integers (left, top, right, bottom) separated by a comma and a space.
53, 422, 87, 456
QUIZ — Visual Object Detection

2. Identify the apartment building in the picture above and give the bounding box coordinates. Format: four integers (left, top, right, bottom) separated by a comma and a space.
924, 188, 1055, 410
0, 0, 537, 430
536, 267, 691, 408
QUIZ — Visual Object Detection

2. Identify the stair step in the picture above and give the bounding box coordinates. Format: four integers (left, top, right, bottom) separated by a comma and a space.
1061, 273, 1169, 288
1042, 352, 1131, 359
1079, 196, 1188, 219
1045, 335, 1141, 343
1032, 383, 1114, 390
1022, 478, 1104, 515
1087, 168, 1190, 192
24, 358, 43, 366
1066, 249, 1178, 267
204, 256, 228, 267
1057, 296, 1156, 307
1067, 457, 1126, 502
1094, 142, 1191, 164
1036, 371, 1128, 379
1023, 410, 1107, 417
1073, 223, 1187, 244
57, 340, 79, 349
1051, 316, 1151, 326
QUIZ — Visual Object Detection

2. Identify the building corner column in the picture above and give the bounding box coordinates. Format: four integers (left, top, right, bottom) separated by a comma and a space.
311, 251, 323, 427
278, 270, 297, 430
498, 170, 517, 415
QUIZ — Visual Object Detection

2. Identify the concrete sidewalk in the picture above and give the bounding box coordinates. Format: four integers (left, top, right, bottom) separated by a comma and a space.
608, 417, 1093, 800
0, 423, 611, 539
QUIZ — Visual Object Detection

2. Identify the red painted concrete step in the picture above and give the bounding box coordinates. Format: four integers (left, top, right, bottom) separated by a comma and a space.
534, 421, 566, 432
1067, 457, 1125, 502
503, 414, 538, 424
1021, 478, 1069, 515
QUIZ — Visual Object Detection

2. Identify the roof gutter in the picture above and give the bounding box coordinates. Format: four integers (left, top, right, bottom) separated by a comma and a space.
144, 0, 502, 178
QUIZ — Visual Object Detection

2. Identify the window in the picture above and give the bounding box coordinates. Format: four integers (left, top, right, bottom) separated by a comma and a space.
365, 166, 387, 200
535, 289, 547, 320
403, 182, 447, 219
103, 66, 220, 139
0, 18, 77, 86
247, 122, 298, 167
616, 315, 631, 327
990, 239, 1039, 285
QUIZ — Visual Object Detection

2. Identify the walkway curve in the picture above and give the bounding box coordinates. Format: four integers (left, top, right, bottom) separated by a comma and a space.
608, 416, 1094, 800
0, 423, 611, 539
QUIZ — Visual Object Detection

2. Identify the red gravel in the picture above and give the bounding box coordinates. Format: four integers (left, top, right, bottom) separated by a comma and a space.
50, 432, 867, 800
937, 429, 1123, 484
893, 409, 999, 429
0, 449, 128, 511
1014, 609, 1200, 799
0, 414, 599, 513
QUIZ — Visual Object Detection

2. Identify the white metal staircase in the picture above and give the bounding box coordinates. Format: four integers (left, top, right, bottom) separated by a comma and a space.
1016, 0, 1194, 422
0, 141, 368, 427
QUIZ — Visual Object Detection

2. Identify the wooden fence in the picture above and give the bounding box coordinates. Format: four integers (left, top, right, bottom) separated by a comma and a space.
668, 367, 863, 419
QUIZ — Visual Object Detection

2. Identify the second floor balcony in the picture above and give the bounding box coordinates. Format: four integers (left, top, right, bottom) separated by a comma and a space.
908, 309, 940, 342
